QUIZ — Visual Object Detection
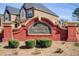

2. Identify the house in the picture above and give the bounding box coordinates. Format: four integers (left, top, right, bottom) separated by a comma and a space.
19, 3, 59, 23
4, 6, 20, 28
0, 3, 78, 42
0, 14, 3, 27
4, 6, 19, 22
3, 4, 60, 28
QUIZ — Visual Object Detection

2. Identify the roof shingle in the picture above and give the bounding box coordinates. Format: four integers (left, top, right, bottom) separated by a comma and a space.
6, 6, 19, 15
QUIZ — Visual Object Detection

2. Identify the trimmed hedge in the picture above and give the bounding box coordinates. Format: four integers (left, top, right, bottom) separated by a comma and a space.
8, 40, 19, 48
8, 39, 52, 48
36, 40, 52, 48
25, 40, 36, 48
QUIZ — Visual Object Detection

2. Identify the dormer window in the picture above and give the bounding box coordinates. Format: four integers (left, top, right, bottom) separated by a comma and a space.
26, 9, 33, 18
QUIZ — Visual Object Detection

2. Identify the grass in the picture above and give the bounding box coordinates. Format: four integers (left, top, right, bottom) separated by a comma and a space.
12, 50, 18, 55
0, 45, 2, 48
74, 42, 79, 47
32, 49, 41, 55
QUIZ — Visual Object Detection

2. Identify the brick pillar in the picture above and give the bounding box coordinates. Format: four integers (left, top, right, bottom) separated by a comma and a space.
3, 23, 13, 42
67, 24, 77, 42
52, 26, 60, 41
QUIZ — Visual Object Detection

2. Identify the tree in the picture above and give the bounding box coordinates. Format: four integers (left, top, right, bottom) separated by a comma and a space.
72, 8, 79, 21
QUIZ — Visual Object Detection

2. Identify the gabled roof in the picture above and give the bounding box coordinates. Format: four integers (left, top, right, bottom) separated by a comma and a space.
6, 6, 19, 15
23, 3, 59, 17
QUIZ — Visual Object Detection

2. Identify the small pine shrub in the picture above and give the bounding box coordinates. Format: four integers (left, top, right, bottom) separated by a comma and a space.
25, 40, 36, 48
8, 40, 19, 48
36, 39, 52, 48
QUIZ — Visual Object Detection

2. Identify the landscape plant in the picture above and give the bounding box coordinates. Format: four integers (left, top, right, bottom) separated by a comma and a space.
25, 40, 36, 48
8, 39, 19, 48
36, 39, 52, 48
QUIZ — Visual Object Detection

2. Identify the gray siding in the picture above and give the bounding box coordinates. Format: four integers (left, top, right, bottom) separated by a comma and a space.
20, 8, 26, 20
4, 11, 10, 22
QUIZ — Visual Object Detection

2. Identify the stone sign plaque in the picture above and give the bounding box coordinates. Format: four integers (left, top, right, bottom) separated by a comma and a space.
28, 22, 51, 34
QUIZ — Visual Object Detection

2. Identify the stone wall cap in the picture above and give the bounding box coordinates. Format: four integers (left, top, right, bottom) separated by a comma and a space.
65, 23, 77, 27
3, 22, 12, 26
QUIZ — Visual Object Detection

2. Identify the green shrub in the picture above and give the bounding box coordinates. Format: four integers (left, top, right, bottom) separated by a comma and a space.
25, 40, 36, 48
36, 40, 52, 48
8, 40, 19, 48
74, 42, 79, 47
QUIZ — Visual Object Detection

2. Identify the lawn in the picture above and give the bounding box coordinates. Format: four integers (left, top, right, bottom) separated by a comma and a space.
0, 41, 79, 56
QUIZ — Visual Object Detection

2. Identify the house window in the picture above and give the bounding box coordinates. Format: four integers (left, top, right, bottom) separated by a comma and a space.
5, 17, 8, 20
26, 9, 33, 18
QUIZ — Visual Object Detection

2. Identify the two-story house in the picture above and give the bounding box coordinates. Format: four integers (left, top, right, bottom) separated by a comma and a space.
19, 3, 59, 24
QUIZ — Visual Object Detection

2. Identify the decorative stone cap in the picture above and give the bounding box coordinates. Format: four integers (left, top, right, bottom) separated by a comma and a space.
3, 22, 12, 27
67, 23, 77, 26
65, 22, 77, 27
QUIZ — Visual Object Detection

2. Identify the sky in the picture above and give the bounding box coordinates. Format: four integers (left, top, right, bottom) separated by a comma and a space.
0, 3, 79, 21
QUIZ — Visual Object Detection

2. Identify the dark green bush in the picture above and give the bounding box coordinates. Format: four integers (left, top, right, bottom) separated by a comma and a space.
8, 40, 19, 48
36, 40, 52, 48
25, 40, 36, 48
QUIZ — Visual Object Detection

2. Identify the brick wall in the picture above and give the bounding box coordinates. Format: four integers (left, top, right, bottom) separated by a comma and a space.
3, 23, 13, 41
2, 17, 70, 42
67, 26, 77, 42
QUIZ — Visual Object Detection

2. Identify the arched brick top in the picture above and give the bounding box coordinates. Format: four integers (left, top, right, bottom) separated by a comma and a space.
41, 17, 56, 27
11, 17, 67, 36
24, 17, 56, 29
13, 17, 67, 35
